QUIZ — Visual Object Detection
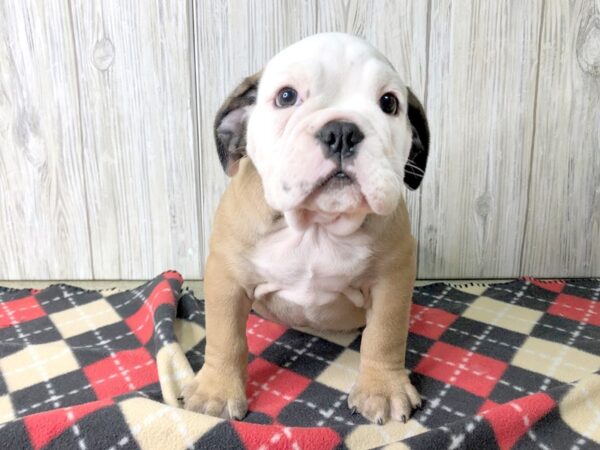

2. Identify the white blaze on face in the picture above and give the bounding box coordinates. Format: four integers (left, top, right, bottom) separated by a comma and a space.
245, 33, 413, 232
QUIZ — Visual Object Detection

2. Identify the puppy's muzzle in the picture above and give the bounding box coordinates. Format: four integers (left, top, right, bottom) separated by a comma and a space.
317, 120, 364, 163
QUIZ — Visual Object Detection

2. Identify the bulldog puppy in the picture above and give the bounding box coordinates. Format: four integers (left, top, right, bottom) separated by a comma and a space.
183, 32, 430, 424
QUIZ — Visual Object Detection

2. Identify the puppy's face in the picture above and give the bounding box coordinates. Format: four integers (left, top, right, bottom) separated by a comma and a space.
215, 33, 429, 234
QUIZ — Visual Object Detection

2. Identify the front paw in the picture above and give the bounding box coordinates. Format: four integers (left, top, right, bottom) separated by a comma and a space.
348, 370, 421, 424
182, 367, 248, 420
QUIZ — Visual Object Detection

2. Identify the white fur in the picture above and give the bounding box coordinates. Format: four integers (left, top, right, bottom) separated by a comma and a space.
246, 33, 412, 310
246, 33, 412, 224
250, 222, 372, 307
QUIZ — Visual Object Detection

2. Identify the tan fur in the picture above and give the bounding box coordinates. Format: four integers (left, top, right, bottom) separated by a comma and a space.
183, 158, 420, 423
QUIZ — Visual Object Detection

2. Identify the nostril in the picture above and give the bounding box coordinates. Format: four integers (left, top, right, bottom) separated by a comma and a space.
346, 126, 364, 146
345, 131, 356, 148
326, 132, 336, 147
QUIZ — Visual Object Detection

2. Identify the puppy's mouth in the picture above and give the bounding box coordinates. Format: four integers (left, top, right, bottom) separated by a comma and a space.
316, 169, 355, 192
286, 168, 370, 234
293, 167, 369, 217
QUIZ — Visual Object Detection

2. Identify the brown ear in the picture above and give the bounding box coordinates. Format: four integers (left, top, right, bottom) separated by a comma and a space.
403, 88, 430, 190
214, 71, 262, 176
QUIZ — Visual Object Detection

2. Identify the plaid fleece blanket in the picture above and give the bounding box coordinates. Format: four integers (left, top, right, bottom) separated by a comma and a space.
0, 272, 599, 449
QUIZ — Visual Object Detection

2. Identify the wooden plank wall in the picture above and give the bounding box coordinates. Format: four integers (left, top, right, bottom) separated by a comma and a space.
70, 1, 199, 280
420, 0, 543, 278
0, 0, 598, 280
1, 1, 200, 280
0, 0, 93, 279
521, 0, 600, 277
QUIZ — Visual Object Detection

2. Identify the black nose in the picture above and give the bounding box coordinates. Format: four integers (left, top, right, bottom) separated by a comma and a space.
316, 121, 364, 160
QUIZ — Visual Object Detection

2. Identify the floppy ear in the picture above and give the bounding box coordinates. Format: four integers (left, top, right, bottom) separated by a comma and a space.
214, 71, 262, 176
403, 88, 430, 190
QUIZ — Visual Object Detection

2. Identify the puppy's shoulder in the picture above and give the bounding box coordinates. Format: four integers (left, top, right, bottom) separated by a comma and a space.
210, 158, 278, 252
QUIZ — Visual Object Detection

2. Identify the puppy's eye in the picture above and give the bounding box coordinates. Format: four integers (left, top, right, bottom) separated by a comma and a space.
275, 87, 298, 108
379, 92, 399, 115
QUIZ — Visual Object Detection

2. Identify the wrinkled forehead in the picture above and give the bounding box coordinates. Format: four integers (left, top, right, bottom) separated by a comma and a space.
259, 33, 406, 99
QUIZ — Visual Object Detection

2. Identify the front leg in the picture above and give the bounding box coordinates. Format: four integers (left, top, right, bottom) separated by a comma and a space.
182, 255, 252, 419
349, 259, 421, 424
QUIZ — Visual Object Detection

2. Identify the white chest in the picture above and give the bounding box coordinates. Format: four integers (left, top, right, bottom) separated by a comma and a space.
249, 224, 373, 307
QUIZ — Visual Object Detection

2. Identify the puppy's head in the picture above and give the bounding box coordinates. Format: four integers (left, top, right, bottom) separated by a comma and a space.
215, 33, 429, 235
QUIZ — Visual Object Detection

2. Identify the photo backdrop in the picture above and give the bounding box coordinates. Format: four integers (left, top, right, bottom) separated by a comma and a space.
1, 0, 598, 279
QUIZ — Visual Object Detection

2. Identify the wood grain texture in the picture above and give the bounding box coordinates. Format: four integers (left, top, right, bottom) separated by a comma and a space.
1, 1, 598, 280
0, 0, 92, 279
193, 0, 428, 265
521, 0, 600, 277
419, 0, 544, 278
70, 0, 200, 279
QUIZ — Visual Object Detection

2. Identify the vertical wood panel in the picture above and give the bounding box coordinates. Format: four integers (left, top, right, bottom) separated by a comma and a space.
71, 0, 200, 279
522, 0, 600, 277
194, 0, 428, 265
193, 0, 319, 265
419, 0, 543, 278
0, 0, 92, 279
